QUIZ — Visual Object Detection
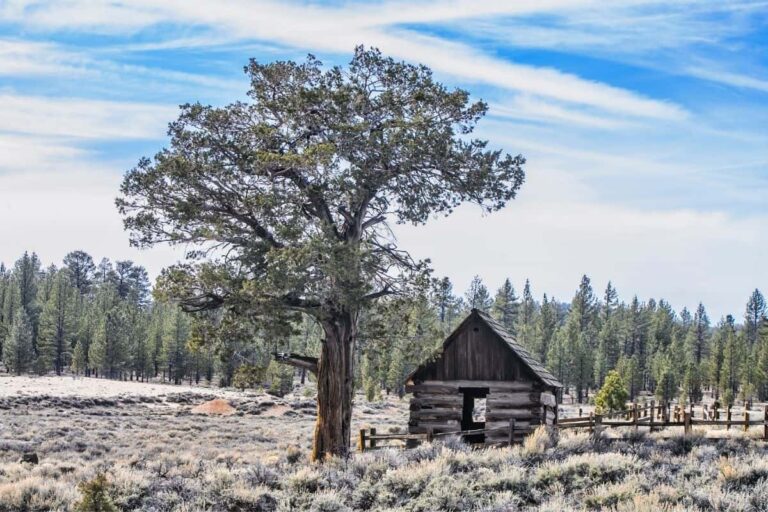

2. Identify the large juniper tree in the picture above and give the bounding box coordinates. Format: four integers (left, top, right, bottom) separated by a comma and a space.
117, 47, 525, 460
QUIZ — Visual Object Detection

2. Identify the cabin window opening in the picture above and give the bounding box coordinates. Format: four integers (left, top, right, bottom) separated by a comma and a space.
472, 397, 486, 423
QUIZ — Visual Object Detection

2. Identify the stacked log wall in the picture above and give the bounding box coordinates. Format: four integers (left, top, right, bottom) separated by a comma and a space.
407, 380, 559, 444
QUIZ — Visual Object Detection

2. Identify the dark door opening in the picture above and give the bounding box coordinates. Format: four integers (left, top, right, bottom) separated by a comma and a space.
460, 387, 489, 444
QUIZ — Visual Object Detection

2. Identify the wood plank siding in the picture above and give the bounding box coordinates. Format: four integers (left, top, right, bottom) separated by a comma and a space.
405, 309, 562, 446
410, 317, 540, 382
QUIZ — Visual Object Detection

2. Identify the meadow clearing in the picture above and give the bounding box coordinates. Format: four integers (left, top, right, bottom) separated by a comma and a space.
2, 376, 768, 511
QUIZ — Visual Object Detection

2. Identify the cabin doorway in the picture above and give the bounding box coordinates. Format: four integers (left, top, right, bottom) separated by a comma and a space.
460, 387, 489, 444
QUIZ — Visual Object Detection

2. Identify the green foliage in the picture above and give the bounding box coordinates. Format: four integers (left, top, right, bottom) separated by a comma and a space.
233, 363, 266, 390
3, 309, 34, 375
594, 370, 628, 414
266, 360, 293, 397
37, 270, 76, 375
465, 275, 492, 312
492, 278, 519, 333
75, 473, 118, 512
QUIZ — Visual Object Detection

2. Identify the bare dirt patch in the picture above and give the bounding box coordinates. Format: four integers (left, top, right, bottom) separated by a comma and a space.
191, 398, 236, 416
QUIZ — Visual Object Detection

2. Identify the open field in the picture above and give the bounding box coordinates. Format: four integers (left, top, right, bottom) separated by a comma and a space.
2, 377, 768, 511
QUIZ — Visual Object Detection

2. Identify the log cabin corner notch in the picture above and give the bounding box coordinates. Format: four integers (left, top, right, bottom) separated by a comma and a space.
405, 308, 563, 445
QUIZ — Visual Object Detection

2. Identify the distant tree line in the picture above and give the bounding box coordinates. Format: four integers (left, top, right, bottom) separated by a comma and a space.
0, 251, 207, 384
0, 250, 310, 391
358, 275, 768, 408
2, 250, 765, 407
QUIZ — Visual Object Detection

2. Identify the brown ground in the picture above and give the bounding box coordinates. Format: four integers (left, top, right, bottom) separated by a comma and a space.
190, 398, 236, 415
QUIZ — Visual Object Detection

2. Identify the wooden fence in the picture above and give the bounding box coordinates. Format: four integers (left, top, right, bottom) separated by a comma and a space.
560, 402, 768, 438
359, 403, 768, 452
359, 421, 524, 452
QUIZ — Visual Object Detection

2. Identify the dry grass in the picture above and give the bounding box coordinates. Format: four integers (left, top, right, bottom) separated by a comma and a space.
1, 377, 768, 511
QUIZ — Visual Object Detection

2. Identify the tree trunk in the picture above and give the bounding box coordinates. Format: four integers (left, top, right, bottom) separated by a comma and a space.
312, 311, 356, 461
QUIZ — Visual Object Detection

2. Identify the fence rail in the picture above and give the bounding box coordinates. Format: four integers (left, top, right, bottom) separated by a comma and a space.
359, 403, 768, 451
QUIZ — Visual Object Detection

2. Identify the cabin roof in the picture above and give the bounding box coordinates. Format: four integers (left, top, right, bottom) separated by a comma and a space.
408, 309, 563, 388
472, 309, 562, 388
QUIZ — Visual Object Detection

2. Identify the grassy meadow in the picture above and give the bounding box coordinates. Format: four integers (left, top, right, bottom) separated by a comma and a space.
2, 376, 768, 511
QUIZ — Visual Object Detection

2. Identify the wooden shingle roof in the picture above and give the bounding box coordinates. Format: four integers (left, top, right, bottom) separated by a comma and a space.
472, 309, 562, 388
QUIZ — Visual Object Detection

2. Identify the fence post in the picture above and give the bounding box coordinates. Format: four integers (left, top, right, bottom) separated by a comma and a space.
370, 428, 377, 449
593, 414, 603, 440
684, 411, 691, 436
579, 407, 583, 418
763, 405, 767, 441
744, 411, 749, 433
589, 412, 594, 434
508, 418, 516, 446
426, 427, 434, 444
727, 406, 732, 430
650, 400, 655, 432
633, 403, 638, 431
359, 429, 367, 452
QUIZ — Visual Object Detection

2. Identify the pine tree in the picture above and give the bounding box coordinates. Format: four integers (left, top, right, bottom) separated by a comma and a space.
745, 289, 766, 349
546, 326, 569, 389
120, 298, 151, 381
361, 351, 379, 401
602, 281, 619, 321
72, 303, 97, 376
594, 370, 628, 414
0, 265, 17, 361
594, 315, 621, 387
649, 300, 675, 354
465, 275, 492, 311
3, 310, 34, 375
37, 270, 76, 375
719, 316, 743, 406
707, 321, 726, 400
653, 352, 677, 404
571, 332, 593, 404
572, 275, 597, 333
63, 250, 96, 296
535, 294, 557, 363
679, 307, 692, 330
516, 279, 538, 351
95, 258, 116, 285
163, 308, 189, 385
13, 252, 41, 351
492, 278, 519, 334
690, 303, 709, 364
680, 360, 702, 404
431, 277, 462, 330
618, 354, 642, 400
90, 289, 128, 379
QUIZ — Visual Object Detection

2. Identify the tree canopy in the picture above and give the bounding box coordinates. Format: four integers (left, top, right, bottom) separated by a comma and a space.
117, 46, 525, 459
118, 46, 524, 326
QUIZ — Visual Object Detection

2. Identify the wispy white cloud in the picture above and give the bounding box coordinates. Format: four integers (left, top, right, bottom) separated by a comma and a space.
0, 134, 93, 174
0, 94, 175, 139
0, 38, 242, 99
0, 0, 689, 121
0, 0, 765, 317
686, 66, 768, 93
0, 39, 89, 76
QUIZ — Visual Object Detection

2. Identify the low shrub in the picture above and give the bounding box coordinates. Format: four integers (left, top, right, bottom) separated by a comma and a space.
75, 473, 117, 512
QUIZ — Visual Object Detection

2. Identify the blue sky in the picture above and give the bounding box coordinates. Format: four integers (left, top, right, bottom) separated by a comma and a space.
0, 0, 766, 319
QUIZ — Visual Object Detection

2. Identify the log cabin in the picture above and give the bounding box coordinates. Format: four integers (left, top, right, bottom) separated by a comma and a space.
405, 308, 562, 445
